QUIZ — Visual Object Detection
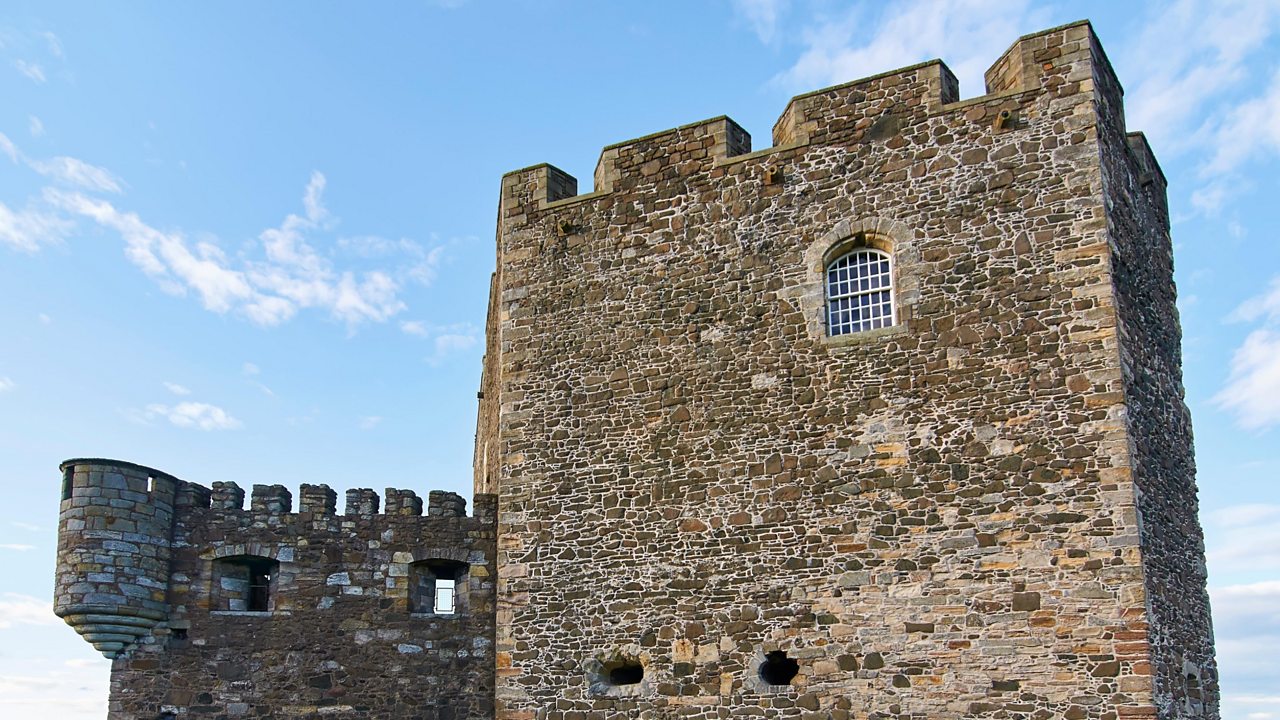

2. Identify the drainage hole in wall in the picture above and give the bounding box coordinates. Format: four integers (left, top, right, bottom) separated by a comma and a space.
606, 659, 644, 686
759, 650, 799, 685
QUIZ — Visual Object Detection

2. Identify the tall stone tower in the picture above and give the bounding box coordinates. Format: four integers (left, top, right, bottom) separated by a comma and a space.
476, 20, 1218, 720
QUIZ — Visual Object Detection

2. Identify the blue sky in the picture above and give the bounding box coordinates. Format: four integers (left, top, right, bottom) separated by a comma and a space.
1, 1, 1277, 717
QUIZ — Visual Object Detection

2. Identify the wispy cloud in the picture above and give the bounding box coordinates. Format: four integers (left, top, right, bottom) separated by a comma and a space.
0, 544, 35, 551
11, 522, 40, 532
1215, 278, 1280, 430
731, 0, 790, 44
358, 415, 382, 430
0, 377, 14, 393
0, 593, 58, 629
162, 381, 191, 396
1207, 504, 1280, 573
242, 362, 260, 376
142, 402, 241, 431
400, 320, 430, 337
0, 199, 74, 252
400, 321, 482, 364
27, 115, 44, 138
48, 174, 410, 329
767, 0, 1049, 100
41, 31, 63, 59
12, 59, 45, 83
1120, 0, 1280, 216
28, 156, 123, 194
1210, 580, 1280, 717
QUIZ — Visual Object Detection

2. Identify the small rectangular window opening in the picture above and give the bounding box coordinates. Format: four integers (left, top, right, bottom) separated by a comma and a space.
147, 475, 155, 492
61, 467, 74, 501
248, 568, 272, 611
434, 579, 456, 614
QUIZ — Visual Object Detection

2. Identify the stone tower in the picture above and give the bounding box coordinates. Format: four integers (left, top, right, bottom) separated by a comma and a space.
54, 19, 1218, 720
476, 20, 1218, 720
55, 458, 498, 718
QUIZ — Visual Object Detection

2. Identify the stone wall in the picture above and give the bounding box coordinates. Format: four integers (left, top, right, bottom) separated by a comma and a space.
480, 20, 1218, 720
1096, 55, 1221, 716
56, 460, 497, 720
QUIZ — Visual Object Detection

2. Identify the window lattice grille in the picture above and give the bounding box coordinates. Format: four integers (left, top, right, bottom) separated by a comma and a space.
826, 249, 894, 335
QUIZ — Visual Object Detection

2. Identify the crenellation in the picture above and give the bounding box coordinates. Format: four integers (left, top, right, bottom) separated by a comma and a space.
56, 19, 1216, 720
210, 480, 244, 510
428, 489, 467, 518
345, 487, 380, 516
298, 482, 337, 515
385, 487, 424, 516
249, 483, 292, 514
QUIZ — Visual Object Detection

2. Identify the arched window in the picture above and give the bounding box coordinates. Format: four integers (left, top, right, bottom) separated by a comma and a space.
826, 248, 894, 335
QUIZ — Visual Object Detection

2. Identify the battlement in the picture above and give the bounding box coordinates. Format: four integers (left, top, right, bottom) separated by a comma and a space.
194, 479, 490, 520
55, 457, 496, 661
499, 20, 1112, 218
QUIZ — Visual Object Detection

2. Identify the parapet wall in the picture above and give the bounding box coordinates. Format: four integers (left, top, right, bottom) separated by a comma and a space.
55, 459, 498, 719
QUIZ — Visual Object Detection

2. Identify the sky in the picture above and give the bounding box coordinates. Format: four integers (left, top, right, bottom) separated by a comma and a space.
0, 1, 1277, 717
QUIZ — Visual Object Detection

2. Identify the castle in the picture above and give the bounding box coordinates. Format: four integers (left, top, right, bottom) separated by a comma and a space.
54, 21, 1219, 720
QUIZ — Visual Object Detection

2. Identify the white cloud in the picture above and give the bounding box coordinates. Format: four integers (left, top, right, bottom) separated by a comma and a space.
1125, 0, 1278, 154
770, 0, 1049, 100
37, 312, 52, 325
242, 362, 260, 376
0, 199, 74, 252
1207, 504, 1280, 575
41, 31, 63, 59
27, 115, 43, 138
337, 234, 445, 287
0, 544, 35, 551
0, 132, 16, 163
12, 59, 45, 83
402, 322, 481, 364
430, 330, 479, 365
732, 0, 790, 44
29, 156, 123, 194
162, 381, 191, 396
0, 377, 12, 393
358, 415, 382, 430
1202, 69, 1280, 177
0, 593, 58, 629
144, 402, 241, 431
1216, 278, 1280, 430
1210, 580, 1280, 714
400, 320, 430, 337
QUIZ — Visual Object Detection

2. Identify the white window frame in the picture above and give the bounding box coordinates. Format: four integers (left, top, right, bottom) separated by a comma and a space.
433, 579, 456, 614
825, 248, 895, 336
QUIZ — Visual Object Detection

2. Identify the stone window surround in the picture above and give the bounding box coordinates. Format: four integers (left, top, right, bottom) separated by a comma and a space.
795, 217, 918, 347
825, 247, 895, 336
202, 543, 295, 615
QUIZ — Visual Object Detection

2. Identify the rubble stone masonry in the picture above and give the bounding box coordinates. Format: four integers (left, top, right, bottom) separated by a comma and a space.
56, 19, 1217, 720
476, 19, 1218, 720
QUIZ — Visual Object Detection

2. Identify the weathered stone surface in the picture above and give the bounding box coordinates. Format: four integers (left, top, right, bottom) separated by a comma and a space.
56, 459, 496, 719
54, 19, 1218, 720
475, 19, 1217, 720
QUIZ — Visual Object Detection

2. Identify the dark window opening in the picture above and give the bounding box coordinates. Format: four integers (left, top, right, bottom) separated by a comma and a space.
410, 559, 469, 615
157, 713, 177, 720
759, 651, 799, 685
605, 659, 644, 686
61, 467, 74, 501
213, 555, 279, 612
171, 628, 188, 640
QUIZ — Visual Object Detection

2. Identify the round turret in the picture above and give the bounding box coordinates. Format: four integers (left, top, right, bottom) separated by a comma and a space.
54, 459, 179, 658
